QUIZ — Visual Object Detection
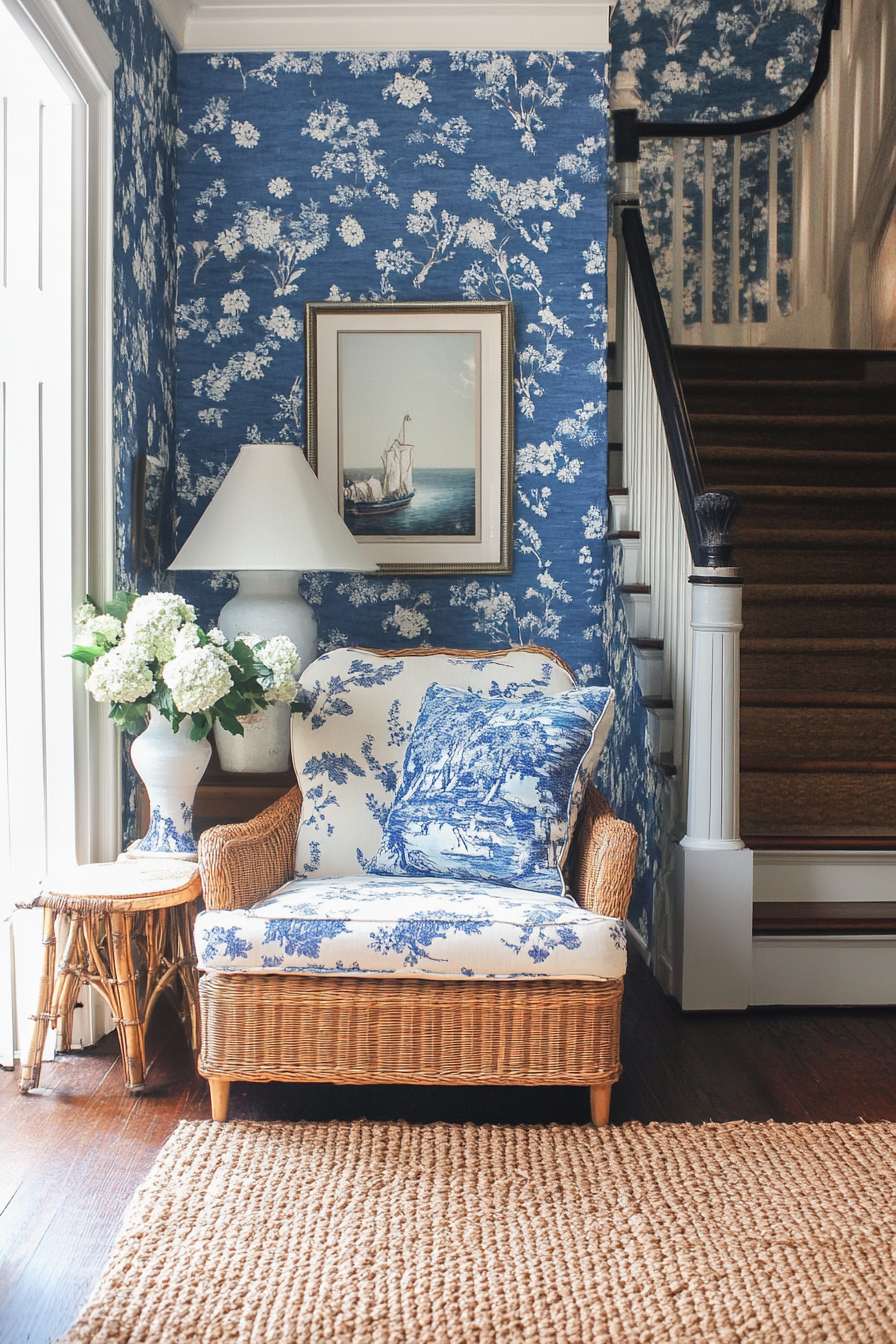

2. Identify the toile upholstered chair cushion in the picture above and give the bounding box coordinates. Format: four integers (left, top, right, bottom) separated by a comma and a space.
193, 647, 626, 988
368, 682, 614, 896
290, 647, 581, 879
195, 875, 627, 980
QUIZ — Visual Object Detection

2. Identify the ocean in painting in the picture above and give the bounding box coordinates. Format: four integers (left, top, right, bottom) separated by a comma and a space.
343, 467, 477, 538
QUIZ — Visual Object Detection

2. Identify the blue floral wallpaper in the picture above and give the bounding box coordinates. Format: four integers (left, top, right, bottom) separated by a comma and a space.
610, 0, 826, 324
86, 0, 178, 839
174, 50, 666, 936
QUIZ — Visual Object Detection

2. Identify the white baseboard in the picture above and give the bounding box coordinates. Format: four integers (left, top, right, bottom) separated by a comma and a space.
752, 935, 896, 1006
625, 918, 649, 963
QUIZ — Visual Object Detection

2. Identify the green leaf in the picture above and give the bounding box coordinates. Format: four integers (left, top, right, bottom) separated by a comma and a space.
66, 645, 103, 666
214, 709, 244, 738
110, 702, 149, 734
106, 590, 137, 623
189, 712, 212, 741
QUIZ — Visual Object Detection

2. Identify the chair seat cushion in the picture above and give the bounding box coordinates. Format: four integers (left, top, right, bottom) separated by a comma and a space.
195, 875, 627, 981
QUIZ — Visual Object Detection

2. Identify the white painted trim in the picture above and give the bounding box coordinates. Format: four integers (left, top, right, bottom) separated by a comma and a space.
148, 0, 612, 53
10, 0, 120, 865
752, 935, 896, 1007
1, 0, 119, 1065
753, 850, 896, 904
146, 0, 189, 49
2, 0, 117, 87
625, 917, 649, 963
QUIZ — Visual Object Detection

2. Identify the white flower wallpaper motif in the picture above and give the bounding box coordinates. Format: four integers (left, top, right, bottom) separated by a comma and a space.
86, 0, 179, 844
174, 48, 668, 937
78, 5, 826, 944
610, 0, 825, 324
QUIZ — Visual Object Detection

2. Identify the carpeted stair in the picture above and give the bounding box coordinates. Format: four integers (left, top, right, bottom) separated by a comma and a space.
676, 345, 896, 850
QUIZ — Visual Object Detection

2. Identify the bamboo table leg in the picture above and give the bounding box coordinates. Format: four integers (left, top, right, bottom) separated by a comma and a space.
18, 907, 57, 1093
109, 910, 146, 1093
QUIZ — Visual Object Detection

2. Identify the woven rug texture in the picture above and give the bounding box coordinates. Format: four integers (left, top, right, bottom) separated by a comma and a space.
60, 1118, 896, 1344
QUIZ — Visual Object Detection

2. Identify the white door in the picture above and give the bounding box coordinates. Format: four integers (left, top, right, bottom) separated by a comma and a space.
0, 3, 97, 1064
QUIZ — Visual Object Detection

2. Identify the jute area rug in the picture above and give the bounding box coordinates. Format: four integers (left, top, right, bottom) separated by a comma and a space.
61, 1119, 896, 1344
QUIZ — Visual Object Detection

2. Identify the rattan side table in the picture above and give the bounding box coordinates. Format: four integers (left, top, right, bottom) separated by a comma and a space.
18, 860, 202, 1095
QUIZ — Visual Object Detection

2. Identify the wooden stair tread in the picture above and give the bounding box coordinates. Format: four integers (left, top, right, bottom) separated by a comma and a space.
683, 380, 896, 393
724, 484, 896, 498
742, 637, 896, 652
607, 530, 640, 540
741, 759, 896, 773
744, 584, 896, 600
621, 583, 650, 594
742, 691, 896, 708
745, 832, 896, 849
691, 414, 896, 427
701, 446, 896, 461
630, 637, 664, 650
753, 902, 896, 935
735, 529, 896, 548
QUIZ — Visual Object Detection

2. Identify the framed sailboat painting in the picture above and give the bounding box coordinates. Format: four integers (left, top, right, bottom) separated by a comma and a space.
306, 301, 514, 574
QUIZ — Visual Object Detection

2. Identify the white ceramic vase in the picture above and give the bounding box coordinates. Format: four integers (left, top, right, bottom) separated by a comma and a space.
130, 707, 212, 860
214, 701, 291, 774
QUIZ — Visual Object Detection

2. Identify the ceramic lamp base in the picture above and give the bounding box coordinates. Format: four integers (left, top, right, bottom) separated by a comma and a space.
216, 570, 317, 671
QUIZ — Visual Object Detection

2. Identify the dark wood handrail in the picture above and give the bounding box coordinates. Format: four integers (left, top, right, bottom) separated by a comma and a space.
614, 0, 840, 156
620, 207, 740, 568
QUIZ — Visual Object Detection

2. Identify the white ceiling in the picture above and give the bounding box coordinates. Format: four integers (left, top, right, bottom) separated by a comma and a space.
147, 0, 613, 54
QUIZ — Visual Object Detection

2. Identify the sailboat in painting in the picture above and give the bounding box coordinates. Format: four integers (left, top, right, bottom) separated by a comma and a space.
344, 414, 416, 515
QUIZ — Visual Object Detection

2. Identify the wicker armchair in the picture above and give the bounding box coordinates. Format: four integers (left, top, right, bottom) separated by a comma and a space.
196, 648, 637, 1126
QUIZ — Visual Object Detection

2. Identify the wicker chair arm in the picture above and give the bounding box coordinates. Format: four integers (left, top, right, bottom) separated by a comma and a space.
567, 782, 638, 921
198, 786, 303, 911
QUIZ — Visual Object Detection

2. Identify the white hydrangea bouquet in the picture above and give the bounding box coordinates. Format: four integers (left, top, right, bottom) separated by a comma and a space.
69, 591, 307, 739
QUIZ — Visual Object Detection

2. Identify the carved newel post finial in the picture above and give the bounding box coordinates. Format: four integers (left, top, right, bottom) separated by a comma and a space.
695, 491, 742, 569
610, 71, 642, 114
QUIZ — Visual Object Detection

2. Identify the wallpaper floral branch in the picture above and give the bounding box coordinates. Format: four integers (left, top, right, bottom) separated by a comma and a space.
86, 0, 179, 842
610, 0, 826, 325
77, 0, 828, 949
173, 48, 666, 937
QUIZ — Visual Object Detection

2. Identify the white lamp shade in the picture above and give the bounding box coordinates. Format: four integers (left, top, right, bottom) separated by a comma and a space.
168, 443, 375, 572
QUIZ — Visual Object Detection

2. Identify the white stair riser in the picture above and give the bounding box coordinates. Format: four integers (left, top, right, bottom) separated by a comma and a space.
752, 936, 896, 1006
621, 590, 652, 638
611, 536, 641, 585
632, 645, 664, 698
753, 852, 896, 903
609, 494, 630, 532
646, 704, 675, 758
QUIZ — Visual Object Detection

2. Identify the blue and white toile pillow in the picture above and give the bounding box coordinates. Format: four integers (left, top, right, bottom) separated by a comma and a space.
291, 648, 578, 879
368, 682, 614, 897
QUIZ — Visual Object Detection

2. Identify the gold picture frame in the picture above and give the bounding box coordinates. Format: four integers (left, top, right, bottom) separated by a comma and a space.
306, 300, 514, 575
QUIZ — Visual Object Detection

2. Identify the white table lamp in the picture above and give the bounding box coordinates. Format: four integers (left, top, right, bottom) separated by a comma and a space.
169, 443, 374, 771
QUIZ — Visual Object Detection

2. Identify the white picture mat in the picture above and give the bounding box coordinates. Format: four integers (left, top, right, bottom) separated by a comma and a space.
313, 308, 506, 568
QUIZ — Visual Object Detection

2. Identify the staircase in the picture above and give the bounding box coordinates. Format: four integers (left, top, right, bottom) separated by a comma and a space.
675, 345, 896, 1002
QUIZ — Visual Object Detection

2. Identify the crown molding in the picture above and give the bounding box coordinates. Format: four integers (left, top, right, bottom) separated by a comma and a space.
147, 1, 613, 54
147, 0, 192, 49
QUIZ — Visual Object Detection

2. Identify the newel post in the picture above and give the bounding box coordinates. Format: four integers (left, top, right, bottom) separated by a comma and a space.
674, 492, 754, 1010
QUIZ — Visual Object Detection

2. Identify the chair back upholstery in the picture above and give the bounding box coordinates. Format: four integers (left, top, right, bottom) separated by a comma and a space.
291, 646, 577, 878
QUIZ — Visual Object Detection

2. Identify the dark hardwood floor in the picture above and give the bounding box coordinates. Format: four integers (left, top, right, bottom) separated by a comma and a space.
3, 952, 896, 1344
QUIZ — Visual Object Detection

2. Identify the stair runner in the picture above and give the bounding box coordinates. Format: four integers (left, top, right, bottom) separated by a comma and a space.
675, 345, 896, 855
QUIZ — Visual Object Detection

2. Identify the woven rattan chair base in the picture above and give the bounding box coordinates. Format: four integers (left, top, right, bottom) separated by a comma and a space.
199, 972, 623, 1088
